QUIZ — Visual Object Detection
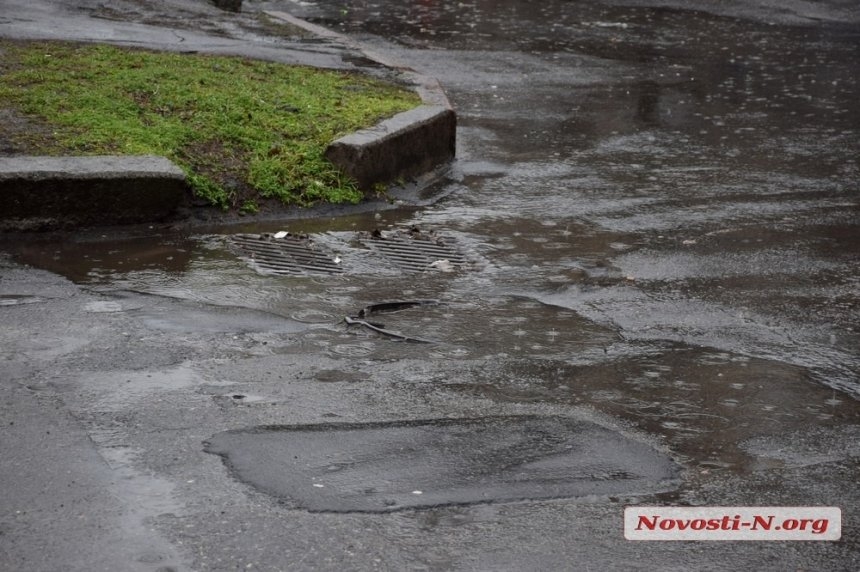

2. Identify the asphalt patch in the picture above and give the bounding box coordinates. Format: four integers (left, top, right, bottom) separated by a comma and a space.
204, 416, 679, 512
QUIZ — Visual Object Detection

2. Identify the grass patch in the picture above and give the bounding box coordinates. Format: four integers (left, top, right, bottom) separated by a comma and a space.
0, 39, 420, 209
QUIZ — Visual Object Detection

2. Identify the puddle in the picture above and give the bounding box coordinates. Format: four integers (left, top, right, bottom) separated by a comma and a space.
447, 347, 860, 473
7, 233, 197, 283
324, 293, 619, 360
204, 416, 679, 512
740, 425, 860, 470
520, 286, 860, 396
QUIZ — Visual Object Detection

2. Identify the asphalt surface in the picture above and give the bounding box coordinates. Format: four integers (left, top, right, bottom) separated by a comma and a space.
1, 1, 859, 571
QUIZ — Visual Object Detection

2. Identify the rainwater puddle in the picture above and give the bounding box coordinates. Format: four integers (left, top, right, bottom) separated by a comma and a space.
448, 347, 860, 473
8, 233, 199, 284
519, 285, 860, 395
327, 293, 618, 361
204, 416, 679, 512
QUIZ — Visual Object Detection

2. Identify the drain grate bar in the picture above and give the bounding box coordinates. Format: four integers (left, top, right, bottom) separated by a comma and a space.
230, 234, 343, 276
230, 230, 473, 276
363, 234, 467, 273
371, 243, 466, 259
250, 259, 341, 274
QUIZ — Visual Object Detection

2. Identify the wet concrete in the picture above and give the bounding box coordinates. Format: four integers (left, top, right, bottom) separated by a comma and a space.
2, 0, 859, 570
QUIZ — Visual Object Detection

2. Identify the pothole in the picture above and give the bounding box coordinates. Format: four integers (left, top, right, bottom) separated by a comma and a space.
204, 415, 679, 513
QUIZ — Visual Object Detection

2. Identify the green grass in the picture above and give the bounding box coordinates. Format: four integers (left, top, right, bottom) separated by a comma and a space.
0, 40, 420, 209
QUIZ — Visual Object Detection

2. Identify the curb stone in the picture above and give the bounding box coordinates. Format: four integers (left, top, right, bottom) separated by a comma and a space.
0, 156, 186, 231
324, 105, 456, 191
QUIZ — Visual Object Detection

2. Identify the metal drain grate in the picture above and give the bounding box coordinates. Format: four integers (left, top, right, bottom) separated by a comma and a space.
361, 231, 468, 273
230, 233, 343, 276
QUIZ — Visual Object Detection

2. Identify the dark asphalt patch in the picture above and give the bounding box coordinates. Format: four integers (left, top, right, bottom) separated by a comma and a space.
204, 416, 679, 512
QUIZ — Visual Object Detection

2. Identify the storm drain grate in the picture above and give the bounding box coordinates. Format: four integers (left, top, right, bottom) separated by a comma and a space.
229, 233, 343, 276
361, 231, 468, 273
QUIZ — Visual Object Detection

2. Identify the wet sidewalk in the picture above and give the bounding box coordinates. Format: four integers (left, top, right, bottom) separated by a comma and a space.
0, 0, 361, 70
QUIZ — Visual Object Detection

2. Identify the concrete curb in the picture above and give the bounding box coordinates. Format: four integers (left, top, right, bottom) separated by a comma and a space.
264, 10, 456, 191
325, 105, 456, 191
0, 156, 186, 231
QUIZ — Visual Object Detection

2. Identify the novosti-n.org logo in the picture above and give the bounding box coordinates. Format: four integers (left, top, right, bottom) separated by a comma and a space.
624, 507, 841, 541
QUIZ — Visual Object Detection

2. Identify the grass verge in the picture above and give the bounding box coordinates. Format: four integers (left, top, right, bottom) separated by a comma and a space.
0, 39, 420, 210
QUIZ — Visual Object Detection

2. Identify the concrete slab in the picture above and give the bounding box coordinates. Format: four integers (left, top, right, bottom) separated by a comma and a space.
0, 155, 188, 230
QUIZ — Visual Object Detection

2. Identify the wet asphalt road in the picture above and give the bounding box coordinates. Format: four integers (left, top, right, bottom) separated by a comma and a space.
2, 0, 860, 570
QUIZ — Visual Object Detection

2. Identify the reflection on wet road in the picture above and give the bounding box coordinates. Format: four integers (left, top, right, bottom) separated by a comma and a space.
4, 0, 859, 510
